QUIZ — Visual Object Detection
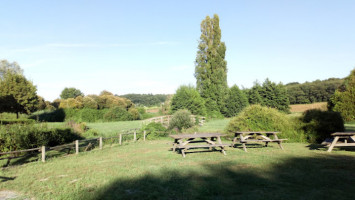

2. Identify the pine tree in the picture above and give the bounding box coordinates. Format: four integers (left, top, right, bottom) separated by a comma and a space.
194, 14, 228, 115
225, 85, 249, 117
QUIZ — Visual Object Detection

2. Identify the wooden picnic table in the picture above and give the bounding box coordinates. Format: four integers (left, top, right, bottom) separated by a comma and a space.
327, 132, 355, 152
232, 131, 287, 152
169, 133, 229, 157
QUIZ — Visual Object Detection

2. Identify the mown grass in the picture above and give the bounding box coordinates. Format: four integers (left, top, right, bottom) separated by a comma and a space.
0, 140, 354, 200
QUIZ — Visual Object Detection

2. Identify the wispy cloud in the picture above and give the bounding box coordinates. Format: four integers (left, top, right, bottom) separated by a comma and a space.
46, 41, 178, 48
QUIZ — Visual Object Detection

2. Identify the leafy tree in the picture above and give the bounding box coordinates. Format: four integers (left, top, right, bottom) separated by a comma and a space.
194, 14, 228, 114
224, 85, 249, 117
0, 72, 38, 118
330, 68, 355, 121
0, 60, 23, 80
286, 78, 343, 104
170, 85, 206, 116
60, 87, 84, 99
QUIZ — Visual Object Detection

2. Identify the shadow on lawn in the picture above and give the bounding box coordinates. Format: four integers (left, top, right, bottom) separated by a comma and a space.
79, 154, 355, 200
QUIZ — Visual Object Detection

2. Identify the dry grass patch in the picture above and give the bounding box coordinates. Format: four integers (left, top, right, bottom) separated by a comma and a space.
290, 102, 327, 113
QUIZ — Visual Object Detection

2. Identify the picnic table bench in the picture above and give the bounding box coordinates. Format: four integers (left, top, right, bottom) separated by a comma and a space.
232, 131, 287, 152
327, 132, 355, 152
170, 133, 227, 157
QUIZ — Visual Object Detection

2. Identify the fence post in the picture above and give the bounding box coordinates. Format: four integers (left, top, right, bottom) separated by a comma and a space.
144, 130, 146, 141
75, 140, 79, 154
41, 146, 46, 162
99, 137, 103, 150
119, 134, 122, 145
134, 130, 137, 141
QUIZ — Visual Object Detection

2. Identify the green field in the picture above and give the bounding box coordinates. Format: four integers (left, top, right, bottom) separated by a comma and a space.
1, 140, 354, 200
1, 119, 355, 199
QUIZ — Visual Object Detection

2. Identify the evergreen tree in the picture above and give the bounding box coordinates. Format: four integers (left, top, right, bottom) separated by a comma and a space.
194, 14, 228, 115
259, 79, 290, 113
330, 68, 355, 121
0, 72, 38, 118
225, 85, 249, 117
248, 82, 263, 104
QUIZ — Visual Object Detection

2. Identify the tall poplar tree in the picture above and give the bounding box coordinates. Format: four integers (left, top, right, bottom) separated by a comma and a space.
194, 14, 228, 115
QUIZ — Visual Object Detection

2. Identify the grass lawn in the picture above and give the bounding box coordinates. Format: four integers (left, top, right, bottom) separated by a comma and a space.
0, 140, 354, 200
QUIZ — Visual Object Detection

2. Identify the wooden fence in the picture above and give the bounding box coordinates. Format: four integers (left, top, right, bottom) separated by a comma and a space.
0, 129, 148, 165
144, 115, 205, 127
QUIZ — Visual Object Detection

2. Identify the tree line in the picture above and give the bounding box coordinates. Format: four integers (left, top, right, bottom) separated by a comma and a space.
285, 78, 344, 104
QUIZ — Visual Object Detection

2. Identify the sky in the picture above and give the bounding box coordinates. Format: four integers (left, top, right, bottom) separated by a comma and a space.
1, 0, 354, 101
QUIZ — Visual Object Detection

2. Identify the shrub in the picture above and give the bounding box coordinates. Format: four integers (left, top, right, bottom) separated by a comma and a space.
103, 107, 133, 122
226, 105, 306, 142
302, 109, 344, 143
128, 108, 140, 120
29, 109, 66, 122
168, 110, 194, 131
224, 85, 249, 117
0, 118, 35, 125
80, 108, 105, 122
170, 85, 206, 116
142, 122, 168, 139
0, 124, 83, 152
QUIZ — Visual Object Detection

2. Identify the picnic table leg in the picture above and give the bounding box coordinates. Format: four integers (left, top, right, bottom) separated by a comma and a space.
221, 146, 227, 155
172, 139, 178, 152
327, 136, 340, 152
278, 141, 284, 150
242, 143, 247, 152
264, 141, 269, 147
181, 149, 186, 158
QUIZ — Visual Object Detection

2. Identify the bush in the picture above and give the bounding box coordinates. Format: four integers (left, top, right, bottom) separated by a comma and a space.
168, 110, 194, 131
80, 108, 105, 122
103, 107, 133, 122
170, 85, 206, 116
0, 124, 83, 152
30, 109, 66, 122
302, 109, 344, 143
142, 122, 168, 139
226, 105, 306, 142
0, 118, 35, 125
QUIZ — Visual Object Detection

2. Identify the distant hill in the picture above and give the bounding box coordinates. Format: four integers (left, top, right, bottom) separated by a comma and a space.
119, 94, 169, 107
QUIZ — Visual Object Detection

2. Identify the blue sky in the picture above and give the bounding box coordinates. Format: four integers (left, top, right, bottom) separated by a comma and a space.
1, 0, 354, 101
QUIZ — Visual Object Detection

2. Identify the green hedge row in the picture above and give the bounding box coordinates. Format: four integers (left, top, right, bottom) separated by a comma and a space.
0, 124, 83, 152
0, 119, 35, 125
30, 107, 140, 123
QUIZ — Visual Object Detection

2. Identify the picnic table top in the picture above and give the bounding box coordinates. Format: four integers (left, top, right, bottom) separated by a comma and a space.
234, 131, 280, 134
331, 132, 355, 136
169, 133, 226, 139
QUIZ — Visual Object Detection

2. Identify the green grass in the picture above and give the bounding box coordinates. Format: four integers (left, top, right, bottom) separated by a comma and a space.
86, 121, 145, 137
198, 118, 231, 133
0, 140, 354, 200
345, 122, 355, 132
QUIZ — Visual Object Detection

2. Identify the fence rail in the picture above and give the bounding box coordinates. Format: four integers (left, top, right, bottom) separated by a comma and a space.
144, 115, 205, 127
0, 128, 147, 165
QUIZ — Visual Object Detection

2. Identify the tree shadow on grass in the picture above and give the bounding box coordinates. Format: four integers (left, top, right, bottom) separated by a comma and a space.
0, 176, 16, 183
79, 154, 355, 200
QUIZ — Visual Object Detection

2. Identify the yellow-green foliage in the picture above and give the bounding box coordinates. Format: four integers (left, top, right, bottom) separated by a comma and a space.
226, 105, 305, 142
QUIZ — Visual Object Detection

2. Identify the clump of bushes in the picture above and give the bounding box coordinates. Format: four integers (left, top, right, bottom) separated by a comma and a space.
142, 122, 168, 139
302, 109, 344, 143
226, 105, 306, 142
168, 110, 194, 132
103, 107, 133, 122
0, 124, 83, 152
30, 107, 140, 123
0, 118, 35, 125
